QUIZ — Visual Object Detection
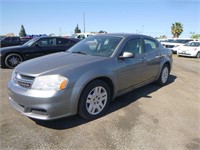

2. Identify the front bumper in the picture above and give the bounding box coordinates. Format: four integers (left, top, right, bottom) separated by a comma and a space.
171, 48, 178, 54
177, 50, 198, 57
8, 81, 80, 120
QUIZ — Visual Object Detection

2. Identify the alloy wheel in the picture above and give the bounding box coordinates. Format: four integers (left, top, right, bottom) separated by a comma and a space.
5, 54, 22, 68
86, 86, 108, 115
161, 67, 169, 84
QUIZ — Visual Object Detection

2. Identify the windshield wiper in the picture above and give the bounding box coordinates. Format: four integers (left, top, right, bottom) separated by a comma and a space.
72, 51, 87, 55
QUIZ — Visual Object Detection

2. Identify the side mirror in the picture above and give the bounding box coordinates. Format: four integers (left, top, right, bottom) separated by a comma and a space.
119, 52, 135, 59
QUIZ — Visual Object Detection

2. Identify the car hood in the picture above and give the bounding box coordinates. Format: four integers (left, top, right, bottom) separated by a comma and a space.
180, 46, 198, 51
15, 52, 106, 76
0, 45, 28, 52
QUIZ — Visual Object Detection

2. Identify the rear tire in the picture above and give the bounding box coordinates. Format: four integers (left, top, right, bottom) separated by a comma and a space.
156, 64, 170, 86
5, 53, 23, 69
78, 80, 111, 120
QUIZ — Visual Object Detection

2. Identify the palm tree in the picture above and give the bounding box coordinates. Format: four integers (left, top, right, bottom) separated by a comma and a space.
171, 22, 183, 38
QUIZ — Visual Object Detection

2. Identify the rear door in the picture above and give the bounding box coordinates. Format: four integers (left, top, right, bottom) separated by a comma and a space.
11, 37, 21, 46
141, 38, 162, 80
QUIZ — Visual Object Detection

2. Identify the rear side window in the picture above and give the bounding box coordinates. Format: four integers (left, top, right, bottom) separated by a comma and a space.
56, 38, 69, 45
4, 37, 11, 42
144, 39, 158, 53
12, 37, 20, 42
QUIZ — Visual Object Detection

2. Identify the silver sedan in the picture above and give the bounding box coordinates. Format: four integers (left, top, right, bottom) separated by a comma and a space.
8, 33, 172, 120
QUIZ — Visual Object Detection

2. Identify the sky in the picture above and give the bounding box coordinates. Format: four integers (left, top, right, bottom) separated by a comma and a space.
0, 0, 199, 38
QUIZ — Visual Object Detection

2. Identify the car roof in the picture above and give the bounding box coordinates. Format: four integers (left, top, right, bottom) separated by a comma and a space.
188, 41, 200, 43
31, 36, 70, 41
95, 33, 152, 39
40, 36, 65, 38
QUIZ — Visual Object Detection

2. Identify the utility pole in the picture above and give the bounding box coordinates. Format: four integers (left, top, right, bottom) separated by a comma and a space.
83, 12, 85, 33
59, 27, 61, 36
141, 25, 144, 34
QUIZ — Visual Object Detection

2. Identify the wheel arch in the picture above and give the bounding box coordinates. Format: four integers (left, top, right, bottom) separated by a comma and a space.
2, 52, 24, 68
83, 76, 115, 100
196, 51, 200, 58
163, 61, 171, 72
156, 58, 172, 81
77, 76, 114, 119
4, 52, 25, 61
76, 75, 114, 103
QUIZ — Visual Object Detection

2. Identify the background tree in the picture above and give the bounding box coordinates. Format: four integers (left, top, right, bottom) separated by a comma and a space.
49, 33, 55, 36
191, 34, 200, 39
19, 25, 27, 37
171, 22, 183, 38
99, 30, 107, 34
156, 35, 167, 39
74, 24, 81, 33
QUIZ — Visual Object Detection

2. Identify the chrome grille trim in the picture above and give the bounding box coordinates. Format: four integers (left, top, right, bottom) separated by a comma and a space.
13, 71, 35, 89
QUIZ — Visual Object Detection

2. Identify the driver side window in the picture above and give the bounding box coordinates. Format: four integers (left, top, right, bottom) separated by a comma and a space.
38, 38, 54, 46
122, 38, 142, 55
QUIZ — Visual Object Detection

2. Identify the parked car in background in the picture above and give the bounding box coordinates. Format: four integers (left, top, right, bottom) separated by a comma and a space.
0, 36, 80, 68
161, 38, 195, 53
8, 33, 172, 120
20, 37, 33, 45
177, 41, 200, 58
0, 36, 21, 47
71, 32, 95, 39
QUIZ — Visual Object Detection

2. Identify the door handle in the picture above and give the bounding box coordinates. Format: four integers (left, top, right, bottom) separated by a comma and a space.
155, 55, 160, 58
156, 53, 162, 58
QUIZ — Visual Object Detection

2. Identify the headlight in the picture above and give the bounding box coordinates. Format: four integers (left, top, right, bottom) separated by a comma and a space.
11, 70, 17, 84
32, 75, 68, 90
193, 48, 198, 51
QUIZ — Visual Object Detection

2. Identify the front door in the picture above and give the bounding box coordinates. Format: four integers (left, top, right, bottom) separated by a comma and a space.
117, 38, 147, 92
26, 37, 55, 59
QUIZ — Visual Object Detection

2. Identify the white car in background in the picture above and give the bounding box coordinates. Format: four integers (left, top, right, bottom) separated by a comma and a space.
160, 38, 195, 53
177, 41, 200, 58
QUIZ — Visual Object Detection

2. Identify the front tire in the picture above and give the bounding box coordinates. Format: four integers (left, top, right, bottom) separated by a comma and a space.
78, 80, 111, 120
196, 52, 200, 58
5, 53, 23, 68
156, 64, 170, 86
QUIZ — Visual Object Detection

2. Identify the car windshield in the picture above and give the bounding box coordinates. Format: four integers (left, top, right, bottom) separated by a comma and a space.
68, 35, 122, 57
0, 36, 5, 41
174, 39, 192, 44
184, 42, 200, 47
22, 38, 39, 46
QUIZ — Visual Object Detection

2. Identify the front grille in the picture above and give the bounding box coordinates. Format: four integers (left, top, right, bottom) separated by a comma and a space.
19, 74, 35, 80
165, 45, 174, 48
13, 71, 35, 89
18, 81, 32, 89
